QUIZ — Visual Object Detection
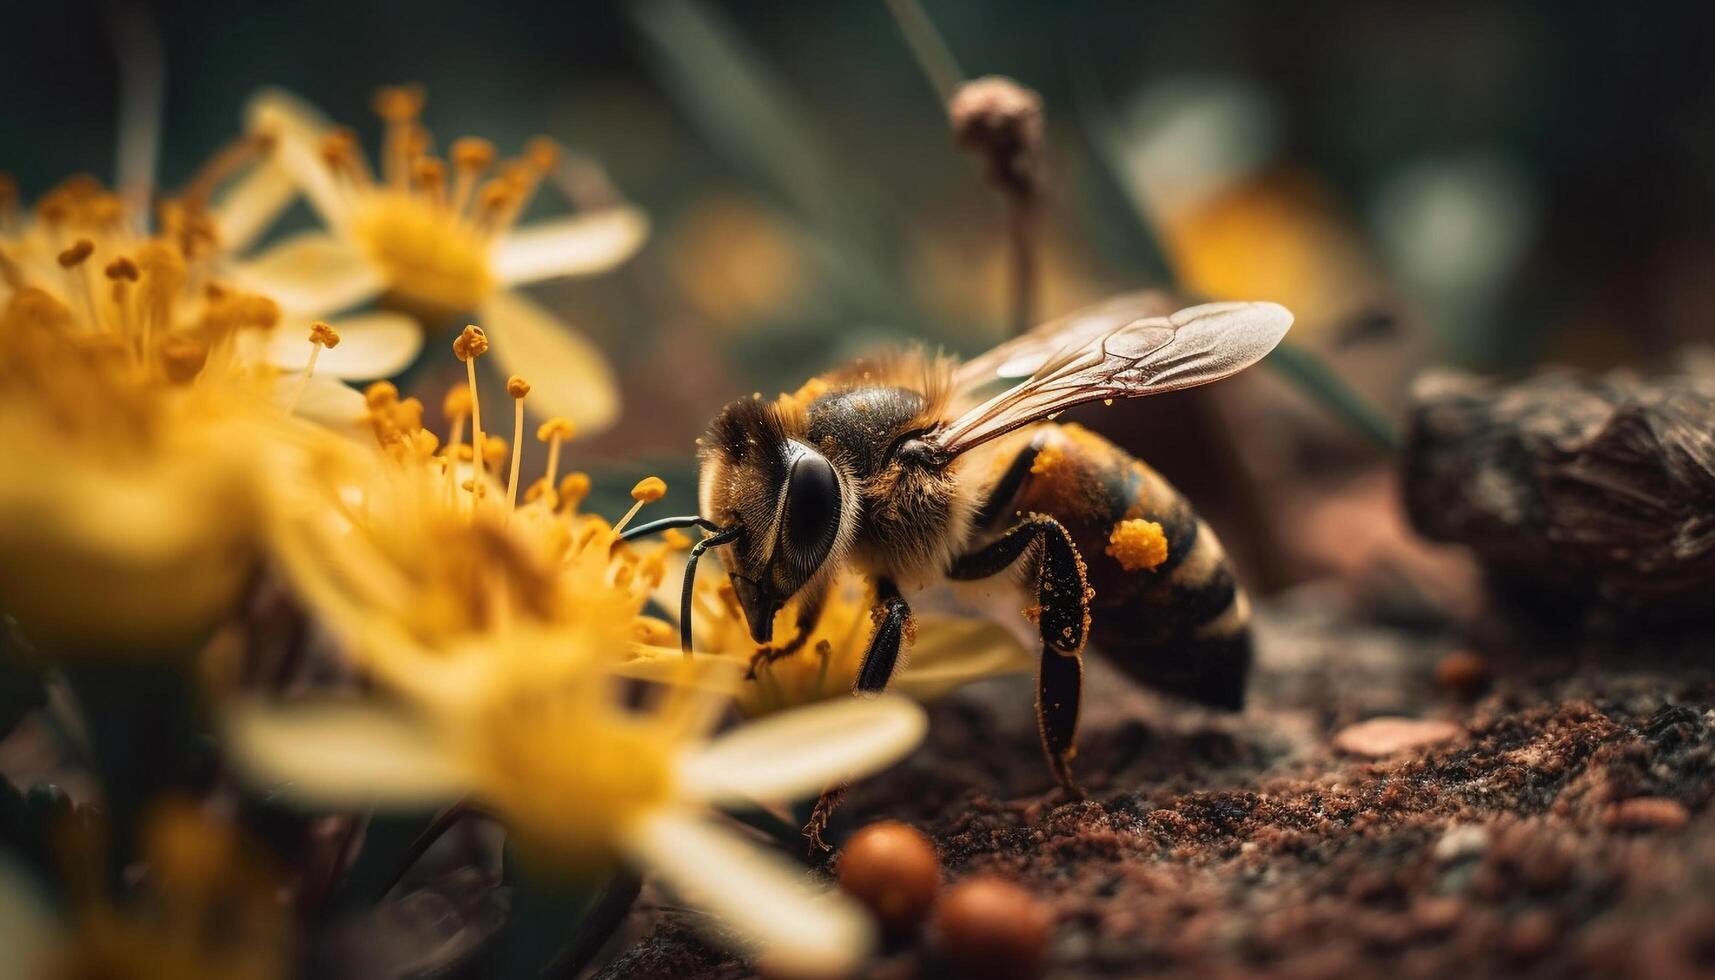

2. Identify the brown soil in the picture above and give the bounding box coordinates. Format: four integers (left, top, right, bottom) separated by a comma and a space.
596, 585, 1715, 979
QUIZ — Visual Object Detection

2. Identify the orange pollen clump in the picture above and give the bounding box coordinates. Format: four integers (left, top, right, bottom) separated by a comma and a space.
1106, 518, 1169, 572
453, 324, 489, 361
365, 380, 400, 410
373, 84, 426, 122
452, 137, 497, 173
536, 417, 575, 442
443, 384, 473, 420
309, 321, 341, 348
631, 476, 667, 503
507, 375, 531, 399
104, 256, 140, 281
57, 238, 95, 268
1029, 444, 1065, 477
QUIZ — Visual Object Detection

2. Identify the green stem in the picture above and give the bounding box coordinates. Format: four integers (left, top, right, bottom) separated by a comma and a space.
1265, 342, 1402, 452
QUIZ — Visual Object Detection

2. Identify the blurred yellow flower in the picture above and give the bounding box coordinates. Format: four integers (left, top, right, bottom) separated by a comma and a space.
624, 562, 1034, 717
0, 172, 422, 407
238, 86, 649, 432
0, 217, 331, 654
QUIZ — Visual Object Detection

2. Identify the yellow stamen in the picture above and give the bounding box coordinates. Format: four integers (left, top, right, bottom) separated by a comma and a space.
286, 321, 341, 414
559, 472, 591, 513
505, 375, 530, 517
454, 325, 490, 501
449, 137, 495, 215
373, 84, 427, 187
613, 476, 667, 534
157, 334, 208, 384
536, 417, 574, 502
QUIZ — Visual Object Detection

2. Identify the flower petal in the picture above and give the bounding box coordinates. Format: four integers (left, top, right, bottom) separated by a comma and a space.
617, 647, 747, 695
268, 312, 423, 380
678, 695, 926, 805
280, 375, 368, 430
245, 88, 348, 231
224, 701, 471, 810
894, 616, 1035, 702
210, 163, 300, 255
234, 231, 384, 316
490, 207, 650, 285
478, 289, 619, 434
622, 809, 873, 978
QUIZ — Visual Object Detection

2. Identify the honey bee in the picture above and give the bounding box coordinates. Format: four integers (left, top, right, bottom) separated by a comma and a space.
625, 293, 1291, 791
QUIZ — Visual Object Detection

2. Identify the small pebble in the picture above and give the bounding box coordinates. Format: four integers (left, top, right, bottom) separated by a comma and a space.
837, 821, 941, 934
1333, 717, 1462, 758
1435, 649, 1492, 699
1604, 796, 1689, 831
933, 876, 1052, 980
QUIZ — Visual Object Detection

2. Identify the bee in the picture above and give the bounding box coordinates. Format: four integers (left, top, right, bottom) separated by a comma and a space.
625, 293, 1291, 791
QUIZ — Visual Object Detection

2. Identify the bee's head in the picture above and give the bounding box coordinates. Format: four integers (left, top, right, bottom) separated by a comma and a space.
699, 398, 852, 643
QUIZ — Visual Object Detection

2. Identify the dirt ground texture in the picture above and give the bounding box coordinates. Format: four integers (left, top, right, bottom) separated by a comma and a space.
596, 584, 1715, 979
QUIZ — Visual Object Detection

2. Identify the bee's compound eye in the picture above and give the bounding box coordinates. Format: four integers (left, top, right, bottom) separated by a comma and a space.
782, 448, 840, 567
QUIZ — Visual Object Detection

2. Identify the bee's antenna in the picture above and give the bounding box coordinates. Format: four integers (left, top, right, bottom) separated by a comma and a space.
620, 515, 722, 542
679, 525, 740, 655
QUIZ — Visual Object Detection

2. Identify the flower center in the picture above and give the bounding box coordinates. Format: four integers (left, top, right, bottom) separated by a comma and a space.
348, 191, 493, 314
474, 695, 677, 869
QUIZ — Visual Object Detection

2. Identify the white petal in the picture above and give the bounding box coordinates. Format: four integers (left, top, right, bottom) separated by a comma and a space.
211, 163, 300, 254
269, 312, 423, 380
224, 701, 471, 810
244, 87, 334, 146
490, 207, 650, 285
283, 375, 368, 429
622, 809, 872, 978
245, 88, 348, 231
894, 617, 1035, 702
478, 290, 620, 434
678, 695, 926, 805
234, 231, 384, 316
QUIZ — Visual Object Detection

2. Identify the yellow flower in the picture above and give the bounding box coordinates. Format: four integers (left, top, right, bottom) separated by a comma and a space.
1, 171, 422, 412
0, 234, 325, 655
624, 561, 1035, 717
235, 86, 649, 433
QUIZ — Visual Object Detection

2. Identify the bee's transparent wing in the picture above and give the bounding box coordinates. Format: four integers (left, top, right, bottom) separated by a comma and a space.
950, 290, 1182, 391
932, 300, 1292, 458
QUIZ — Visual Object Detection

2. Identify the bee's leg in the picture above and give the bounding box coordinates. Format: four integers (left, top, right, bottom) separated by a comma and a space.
853, 579, 913, 695
948, 514, 1090, 795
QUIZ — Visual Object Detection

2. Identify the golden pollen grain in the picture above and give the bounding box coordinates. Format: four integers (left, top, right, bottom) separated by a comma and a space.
442, 385, 473, 419
537, 417, 575, 442
57, 238, 95, 268
1105, 518, 1169, 572
507, 375, 531, 399
838, 821, 941, 934
103, 256, 140, 281
453, 324, 489, 361
934, 876, 1053, 980
365, 381, 400, 409
309, 321, 341, 348
157, 334, 209, 384
451, 137, 497, 172
373, 83, 426, 121
559, 472, 592, 510
631, 476, 667, 503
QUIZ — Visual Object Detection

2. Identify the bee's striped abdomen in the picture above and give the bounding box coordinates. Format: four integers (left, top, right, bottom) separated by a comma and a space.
976, 422, 1252, 709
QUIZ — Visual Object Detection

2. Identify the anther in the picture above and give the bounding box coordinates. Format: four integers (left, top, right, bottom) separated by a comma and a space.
157, 334, 208, 384
614, 476, 668, 534
57, 239, 95, 269
365, 380, 400, 409
104, 256, 140, 281
309, 321, 341, 348
453, 324, 489, 361
559, 472, 592, 513
373, 84, 427, 122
